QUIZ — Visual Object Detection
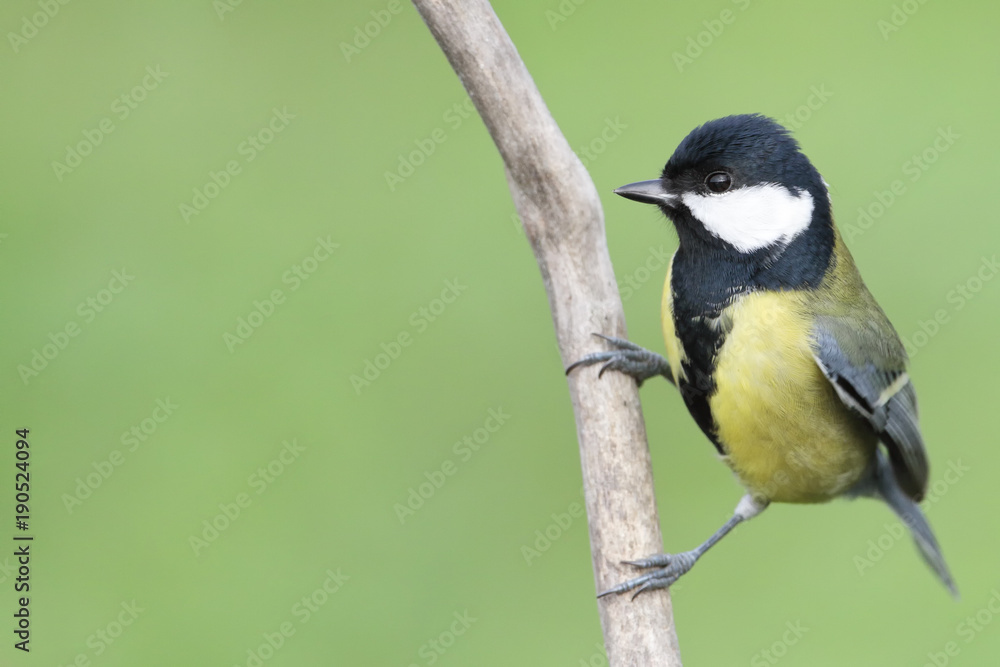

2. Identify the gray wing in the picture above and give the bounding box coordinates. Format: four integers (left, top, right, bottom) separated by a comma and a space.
811, 321, 929, 501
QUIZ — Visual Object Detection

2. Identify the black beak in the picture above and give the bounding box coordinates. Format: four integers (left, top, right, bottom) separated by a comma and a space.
613, 179, 677, 206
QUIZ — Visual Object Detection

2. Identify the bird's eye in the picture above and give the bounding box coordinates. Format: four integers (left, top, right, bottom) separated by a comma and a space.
705, 172, 732, 193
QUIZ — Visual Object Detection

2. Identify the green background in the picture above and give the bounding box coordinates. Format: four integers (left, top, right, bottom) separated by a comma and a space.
1, 0, 997, 665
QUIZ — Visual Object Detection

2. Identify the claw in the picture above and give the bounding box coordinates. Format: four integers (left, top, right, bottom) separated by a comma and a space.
598, 497, 756, 601
565, 334, 673, 385
565, 352, 612, 376
565, 334, 622, 375
597, 577, 641, 598
598, 550, 699, 600
631, 582, 654, 601
593, 333, 642, 351
623, 554, 673, 568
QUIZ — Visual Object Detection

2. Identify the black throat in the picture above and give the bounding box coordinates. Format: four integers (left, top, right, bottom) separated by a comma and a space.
665, 196, 835, 449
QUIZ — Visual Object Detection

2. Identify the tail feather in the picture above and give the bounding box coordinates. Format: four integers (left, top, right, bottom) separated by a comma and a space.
874, 449, 958, 597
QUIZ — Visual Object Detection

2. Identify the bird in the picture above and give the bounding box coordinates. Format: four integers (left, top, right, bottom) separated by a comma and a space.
566, 113, 956, 599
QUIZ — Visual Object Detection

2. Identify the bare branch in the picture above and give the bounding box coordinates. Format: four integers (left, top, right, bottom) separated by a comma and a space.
411, 1, 682, 664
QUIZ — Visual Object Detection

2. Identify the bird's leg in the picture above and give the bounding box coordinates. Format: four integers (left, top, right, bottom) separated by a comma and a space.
565, 334, 674, 387
599, 494, 768, 600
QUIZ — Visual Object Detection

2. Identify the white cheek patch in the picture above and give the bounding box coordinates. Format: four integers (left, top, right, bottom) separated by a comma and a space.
680, 184, 815, 252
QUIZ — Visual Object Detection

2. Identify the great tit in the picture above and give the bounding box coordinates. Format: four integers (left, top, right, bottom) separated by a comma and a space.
567, 114, 956, 598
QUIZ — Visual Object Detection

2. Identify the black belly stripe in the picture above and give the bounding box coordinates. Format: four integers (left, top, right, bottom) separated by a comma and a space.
676, 320, 727, 454
666, 203, 835, 457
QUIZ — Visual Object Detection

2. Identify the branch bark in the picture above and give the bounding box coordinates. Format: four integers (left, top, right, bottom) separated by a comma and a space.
411, 1, 682, 664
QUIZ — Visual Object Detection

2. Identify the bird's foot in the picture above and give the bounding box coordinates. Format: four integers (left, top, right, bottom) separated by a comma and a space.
598, 550, 699, 600
565, 334, 672, 386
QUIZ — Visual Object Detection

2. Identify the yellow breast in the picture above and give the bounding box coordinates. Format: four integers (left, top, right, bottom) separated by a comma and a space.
709, 291, 875, 503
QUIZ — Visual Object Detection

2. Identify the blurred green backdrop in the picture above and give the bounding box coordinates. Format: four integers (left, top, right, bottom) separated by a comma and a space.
1, 1, 998, 665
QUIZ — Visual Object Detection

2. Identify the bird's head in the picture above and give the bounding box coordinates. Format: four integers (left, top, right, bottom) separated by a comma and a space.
616, 114, 830, 255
